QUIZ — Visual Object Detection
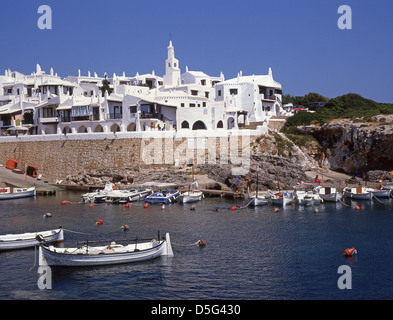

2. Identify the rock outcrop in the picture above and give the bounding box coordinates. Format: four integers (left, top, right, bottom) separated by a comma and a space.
298, 118, 393, 173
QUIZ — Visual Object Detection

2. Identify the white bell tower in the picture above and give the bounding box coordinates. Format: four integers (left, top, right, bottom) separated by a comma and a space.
163, 41, 181, 87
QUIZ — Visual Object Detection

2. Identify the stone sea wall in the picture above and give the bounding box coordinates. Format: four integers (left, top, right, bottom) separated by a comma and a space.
0, 131, 254, 183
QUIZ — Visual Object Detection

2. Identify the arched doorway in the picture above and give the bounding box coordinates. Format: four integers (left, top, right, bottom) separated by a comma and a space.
181, 121, 190, 129
216, 120, 224, 129
94, 124, 104, 132
62, 126, 71, 134
110, 123, 120, 133
227, 117, 235, 129
77, 125, 87, 133
127, 123, 136, 131
192, 120, 207, 130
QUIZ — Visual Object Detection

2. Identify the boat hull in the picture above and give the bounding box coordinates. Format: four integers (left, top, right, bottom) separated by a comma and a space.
39, 233, 173, 267
0, 187, 36, 200
145, 191, 180, 204
177, 191, 203, 203
249, 196, 267, 206
0, 228, 63, 251
343, 190, 372, 200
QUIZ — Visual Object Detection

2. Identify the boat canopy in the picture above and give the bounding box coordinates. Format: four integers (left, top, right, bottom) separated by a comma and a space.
26, 165, 38, 178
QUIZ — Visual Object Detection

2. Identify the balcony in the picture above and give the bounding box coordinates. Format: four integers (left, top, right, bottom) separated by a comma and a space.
39, 117, 59, 124
107, 113, 123, 120
140, 112, 163, 120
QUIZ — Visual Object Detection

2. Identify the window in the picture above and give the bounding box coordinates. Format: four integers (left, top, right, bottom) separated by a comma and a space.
203, 102, 206, 107
181, 103, 185, 107
189, 103, 196, 107
229, 88, 238, 95
191, 90, 198, 96
130, 105, 137, 113
205, 92, 209, 98
218, 90, 222, 97
201, 79, 206, 86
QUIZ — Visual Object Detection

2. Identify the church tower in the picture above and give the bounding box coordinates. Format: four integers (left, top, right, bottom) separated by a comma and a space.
163, 41, 181, 87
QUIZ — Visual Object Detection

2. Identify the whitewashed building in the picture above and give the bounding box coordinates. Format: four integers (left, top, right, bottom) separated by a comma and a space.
0, 41, 285, 137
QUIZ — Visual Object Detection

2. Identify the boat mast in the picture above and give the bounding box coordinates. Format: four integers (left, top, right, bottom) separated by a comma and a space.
256, 166, 259, 198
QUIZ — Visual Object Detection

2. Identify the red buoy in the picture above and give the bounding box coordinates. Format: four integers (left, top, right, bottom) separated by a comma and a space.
144, 203, 149, 208
355, 204, 360, 210
61, 200, 67, 205
125, 202, 130, 209
230, 206, 236, 211
96, 219, 103, 225
89, 203, 93, 208
199, 238, 206, 246
121, 224, 130, 231
343, 247, 357, 256
274, 207, 279, 213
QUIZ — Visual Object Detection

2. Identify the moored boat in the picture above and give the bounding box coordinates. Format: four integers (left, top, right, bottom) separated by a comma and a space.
268, 191, 293, 206
249, 195, 268, 206
343, 186, 372, 200
106, 188, 153, 204
81, 183, 114, 203
0, 228, 63, 251
365, 188, 391, 198
177, 191, 203, 203
248, 166, 267, 206
38, 232, 173, 267
314, 186, 343, 202
0, 186, 36, 200
145, 190, 180, 204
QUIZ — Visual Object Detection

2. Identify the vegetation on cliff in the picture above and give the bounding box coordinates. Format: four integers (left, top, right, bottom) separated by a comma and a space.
283, 93, 393, 129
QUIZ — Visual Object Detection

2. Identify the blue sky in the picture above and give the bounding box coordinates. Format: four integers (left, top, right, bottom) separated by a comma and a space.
1, 0, 392, 102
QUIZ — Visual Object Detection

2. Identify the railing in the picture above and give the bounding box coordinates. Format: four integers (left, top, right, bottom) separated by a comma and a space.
108, 113, 123, 120
140, 112, 162, 120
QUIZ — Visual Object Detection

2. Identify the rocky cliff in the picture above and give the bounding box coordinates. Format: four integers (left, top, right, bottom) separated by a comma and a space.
297, 116, 393, 173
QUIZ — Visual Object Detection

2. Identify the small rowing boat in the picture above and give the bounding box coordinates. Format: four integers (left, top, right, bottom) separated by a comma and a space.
0, 228, 63, 251
38, 232, 173, 267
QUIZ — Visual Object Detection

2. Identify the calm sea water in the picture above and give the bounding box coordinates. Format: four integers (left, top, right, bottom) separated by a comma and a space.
0, 190, 393, 300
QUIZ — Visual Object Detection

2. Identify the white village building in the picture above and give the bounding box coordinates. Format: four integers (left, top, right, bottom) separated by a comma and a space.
0, 41, 286, 137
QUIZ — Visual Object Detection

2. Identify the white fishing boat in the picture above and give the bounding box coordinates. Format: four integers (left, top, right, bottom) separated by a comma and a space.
304, 191, 323, 205
0, 186, 36, 200
249, 195, 268, 206
81, 183, 114, 203
343, 186, 372, 200
0, 228, 63, 251
248, 167, 267, 206
177, 191, 203, 203
365, 188, 391, 198
105, 188, 153, 204
314, 186, 343, 202
268, 191, 293, 206
38, 232, 173, 267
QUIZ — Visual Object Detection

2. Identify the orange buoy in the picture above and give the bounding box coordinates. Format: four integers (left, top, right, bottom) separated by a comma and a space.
61, 200, 67, 205
144, 203, 149, 208
161, 204, 165, 210
96, 219, 103, 225
125, 202, 130, 209
343, 247, 357, 256
199, 238, 206, 246
274, 207, 279, 213
355, 204, 360, 210
89, 203, 93, 208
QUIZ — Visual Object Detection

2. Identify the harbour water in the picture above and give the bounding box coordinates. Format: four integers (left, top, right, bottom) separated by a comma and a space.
0, 190, 393, 300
